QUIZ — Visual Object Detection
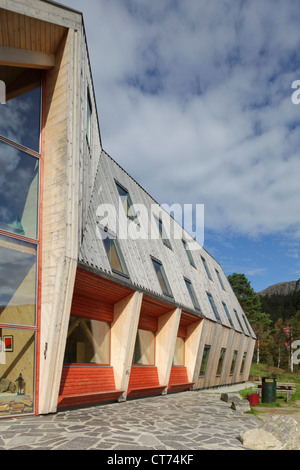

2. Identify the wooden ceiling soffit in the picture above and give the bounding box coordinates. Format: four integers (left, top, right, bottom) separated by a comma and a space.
0, 9, 67, 68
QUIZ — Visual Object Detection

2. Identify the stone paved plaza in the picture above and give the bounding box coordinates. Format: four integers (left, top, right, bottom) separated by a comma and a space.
0, 387, 260, 450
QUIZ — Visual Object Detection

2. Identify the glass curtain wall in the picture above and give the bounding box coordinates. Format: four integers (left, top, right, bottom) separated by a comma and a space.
0, 66, 41, 417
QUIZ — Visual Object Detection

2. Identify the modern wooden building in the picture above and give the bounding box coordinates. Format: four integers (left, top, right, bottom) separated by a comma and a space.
0, 0, 255, 418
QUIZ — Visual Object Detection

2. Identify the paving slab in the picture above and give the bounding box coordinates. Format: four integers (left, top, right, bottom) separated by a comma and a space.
0, 388, 260, 451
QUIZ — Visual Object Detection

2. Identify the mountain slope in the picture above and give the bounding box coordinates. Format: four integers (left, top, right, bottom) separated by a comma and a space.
259, 279, 300, 297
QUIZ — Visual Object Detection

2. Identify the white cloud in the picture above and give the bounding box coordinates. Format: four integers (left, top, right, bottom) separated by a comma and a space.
63, 0, 300, 239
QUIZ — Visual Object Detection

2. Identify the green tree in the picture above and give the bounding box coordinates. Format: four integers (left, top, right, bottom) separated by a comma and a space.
228, 273, 272, 363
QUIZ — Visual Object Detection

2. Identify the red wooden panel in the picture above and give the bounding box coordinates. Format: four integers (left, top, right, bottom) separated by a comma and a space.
168, 366, 194, 392
127, 366, 166, 398
138, 313, 158, 331
177, 324, 187, 338
58, 365, 123, 407
71, 292, 114, 322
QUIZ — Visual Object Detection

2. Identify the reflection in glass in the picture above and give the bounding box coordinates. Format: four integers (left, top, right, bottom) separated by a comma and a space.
0, 66, 41, 152
216, 347, 226, 376
199, 344, 211, 377
0, 328, 35, 416
64, 316, 110, 364
133, 329, 155, 365
172, 337, 185, 366
0, 234, 37, 326
152, 258, 173, 297
0, 140, 39, 239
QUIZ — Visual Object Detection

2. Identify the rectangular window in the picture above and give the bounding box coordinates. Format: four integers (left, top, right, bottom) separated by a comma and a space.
64, 316, 110, 364
230, 350, 238, 375
199, 344, 211, 376
86, 89, 92, 146
207, 293, 220, 321
152, 258, 173, 297
0, 140, 39, 240
182, 240, 195, 267
184, 278, 200, 311
116, 181, 136, 221
0, 328, 36, 415
133, 329, 155, 365
234, 309, 245, 332
154, 216, 172, 249
242, 314, 252, 335
102, 235, 129, 277
0, 234, 37, 326
0, 67, 41, 152
215, 269, 225, 290
201, 256, 212, 280
240, 352, 247, 373
172, 337, 185, 366
216, 348, 226, 376
222, 302, 234, 327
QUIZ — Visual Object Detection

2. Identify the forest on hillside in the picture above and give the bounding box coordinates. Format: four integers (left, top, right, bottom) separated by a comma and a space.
228, 273, 300, 372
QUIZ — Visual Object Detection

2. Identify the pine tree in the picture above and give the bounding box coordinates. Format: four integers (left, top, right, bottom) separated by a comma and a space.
228, 273, 272, 363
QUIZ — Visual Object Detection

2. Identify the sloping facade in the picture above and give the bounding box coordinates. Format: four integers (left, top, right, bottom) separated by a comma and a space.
0, 0, 255, 418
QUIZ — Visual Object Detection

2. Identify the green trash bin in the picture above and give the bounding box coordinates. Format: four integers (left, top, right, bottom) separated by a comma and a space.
261, 377, 277, 403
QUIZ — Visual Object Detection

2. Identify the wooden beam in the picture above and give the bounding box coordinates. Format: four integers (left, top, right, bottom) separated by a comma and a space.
0, 46, 55, 69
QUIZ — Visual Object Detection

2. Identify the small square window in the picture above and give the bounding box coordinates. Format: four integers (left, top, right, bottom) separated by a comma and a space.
152, 258, 173, 297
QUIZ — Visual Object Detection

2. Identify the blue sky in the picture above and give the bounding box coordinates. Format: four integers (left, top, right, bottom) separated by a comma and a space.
62, 0, 300, 293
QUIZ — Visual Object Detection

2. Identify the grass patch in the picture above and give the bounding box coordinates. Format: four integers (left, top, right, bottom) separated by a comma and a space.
242, 362, 300, 408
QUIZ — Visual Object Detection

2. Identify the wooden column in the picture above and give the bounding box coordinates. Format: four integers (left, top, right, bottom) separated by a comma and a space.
111, 291, 143, 401
155, 308, 181, 393
185, 319, 204, 385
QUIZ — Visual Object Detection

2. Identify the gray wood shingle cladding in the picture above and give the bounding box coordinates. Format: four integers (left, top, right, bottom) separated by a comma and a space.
78, 151, 255, 339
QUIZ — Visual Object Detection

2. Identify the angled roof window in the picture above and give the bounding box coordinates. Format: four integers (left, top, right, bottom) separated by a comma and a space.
201, 256, 212, 280
222, 302, 234, 327
182, 239, 196, 268
151, 257, 173, 297
207, 293, 220, 321
116, 181, 136, 221
184, 278, 200, 311
215, 269, 225, 290
154, 216, 172, 249
101, 231, 129, 277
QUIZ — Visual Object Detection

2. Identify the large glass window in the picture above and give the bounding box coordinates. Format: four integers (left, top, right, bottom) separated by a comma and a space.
0, 234, 37, 327
64, 315, 110, 365
199, 344, 211, 377
0, 140, 39, 239
0, 66, 41, 152
152, 258, 173, 297
172, 337, 185, 366
133, 329, 155, 365
0, 328, 36, 416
